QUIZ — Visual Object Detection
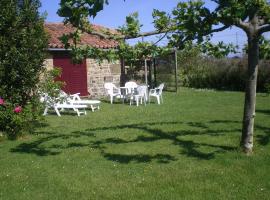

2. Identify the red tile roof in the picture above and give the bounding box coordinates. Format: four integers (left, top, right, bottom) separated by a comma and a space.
45, 23, 119, 49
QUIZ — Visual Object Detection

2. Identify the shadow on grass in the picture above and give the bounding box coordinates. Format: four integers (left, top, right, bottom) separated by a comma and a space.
255, 124, 270, 146
256, 109, 270, 116
10, 120, 270, 163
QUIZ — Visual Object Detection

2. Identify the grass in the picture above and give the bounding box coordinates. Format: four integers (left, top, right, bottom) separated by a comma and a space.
0, 88, 269, 200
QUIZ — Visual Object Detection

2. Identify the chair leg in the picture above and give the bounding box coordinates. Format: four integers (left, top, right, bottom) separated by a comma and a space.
143, 97, 146, 106
157, 96, 160, 105
130, 97, 132, 105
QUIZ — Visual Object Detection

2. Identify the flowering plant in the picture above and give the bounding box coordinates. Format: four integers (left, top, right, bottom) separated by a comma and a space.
0, 97, 32, 139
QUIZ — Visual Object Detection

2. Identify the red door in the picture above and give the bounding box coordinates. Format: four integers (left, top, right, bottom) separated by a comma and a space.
53, 55, 88, 96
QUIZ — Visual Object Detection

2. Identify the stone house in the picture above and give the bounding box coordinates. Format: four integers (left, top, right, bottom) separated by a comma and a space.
44, 23, 121, 98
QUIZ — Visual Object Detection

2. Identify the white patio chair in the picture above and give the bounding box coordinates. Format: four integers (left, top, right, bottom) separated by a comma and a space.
149, 83, 165, 105
104, 83, 122, 104
130, 85, 148, 106
125, 81, 138, 94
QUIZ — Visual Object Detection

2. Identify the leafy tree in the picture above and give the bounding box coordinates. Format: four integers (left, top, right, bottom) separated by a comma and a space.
0, 0, 48, 106
58, 0, 270, 154
0, 0, 48, 138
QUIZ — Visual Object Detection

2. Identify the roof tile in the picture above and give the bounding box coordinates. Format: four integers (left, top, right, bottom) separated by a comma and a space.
45, 23, 119, 49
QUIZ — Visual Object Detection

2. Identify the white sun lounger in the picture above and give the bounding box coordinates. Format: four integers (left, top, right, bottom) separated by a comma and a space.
41, 93, 88, 117
67, 93, 101, 112
43, 103, 87, 117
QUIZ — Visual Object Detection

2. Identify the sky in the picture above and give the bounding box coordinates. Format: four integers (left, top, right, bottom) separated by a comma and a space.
40, 0, 250, 55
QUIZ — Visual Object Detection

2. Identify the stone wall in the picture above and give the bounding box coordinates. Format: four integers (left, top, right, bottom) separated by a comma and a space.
43, 54, 53, 70
87, 59, 121, 98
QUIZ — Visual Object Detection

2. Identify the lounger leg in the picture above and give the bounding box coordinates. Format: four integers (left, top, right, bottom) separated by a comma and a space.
110, 96, 113, 104
54, 107, 61, 117
91, 105, 94, 112
74, 108, 80, 116
43, 107, 48, 116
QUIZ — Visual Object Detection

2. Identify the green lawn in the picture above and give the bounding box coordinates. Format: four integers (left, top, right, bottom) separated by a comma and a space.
0, 88, 269, 200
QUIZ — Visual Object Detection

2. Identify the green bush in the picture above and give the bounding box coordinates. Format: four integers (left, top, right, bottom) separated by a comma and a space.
0, 98, 42, 139
178, 49, 270, 92
0, 0, 48, 105
0, 0, 48, 139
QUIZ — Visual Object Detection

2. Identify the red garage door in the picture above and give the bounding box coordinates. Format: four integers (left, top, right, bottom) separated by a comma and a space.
53, 55, 88, 96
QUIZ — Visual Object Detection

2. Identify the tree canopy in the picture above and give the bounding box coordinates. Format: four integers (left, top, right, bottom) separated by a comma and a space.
0, 0, 48, 105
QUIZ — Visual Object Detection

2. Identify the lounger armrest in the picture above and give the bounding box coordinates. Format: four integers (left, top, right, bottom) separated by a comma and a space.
70, 93, 81, 101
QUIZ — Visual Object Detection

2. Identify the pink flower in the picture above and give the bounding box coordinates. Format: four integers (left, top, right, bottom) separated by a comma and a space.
0, 98, 4, 105
14, 106, 22, 113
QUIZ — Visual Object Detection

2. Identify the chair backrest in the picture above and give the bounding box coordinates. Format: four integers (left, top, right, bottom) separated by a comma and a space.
125, 81, 138, 94
104, 82, 117, 95
157, 83, 165, 95
136, 85, 148, 97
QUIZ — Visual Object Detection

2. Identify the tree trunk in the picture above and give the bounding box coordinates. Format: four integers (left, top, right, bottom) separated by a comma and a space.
241, 35, 259, 154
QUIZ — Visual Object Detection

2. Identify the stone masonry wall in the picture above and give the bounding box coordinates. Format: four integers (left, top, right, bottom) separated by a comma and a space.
87, 59, 121, 98
43, 54, 54, 70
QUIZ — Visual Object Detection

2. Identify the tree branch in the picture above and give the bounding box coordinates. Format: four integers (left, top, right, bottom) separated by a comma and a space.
125, 30, 167, 39
153, 32, 169, 45
235, 19, 250, 33
258, 24, 270, 34
207, 25, 230, 35
78, 23, 168, 40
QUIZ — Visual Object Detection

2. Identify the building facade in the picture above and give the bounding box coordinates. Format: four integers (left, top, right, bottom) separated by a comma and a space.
44, 23, 121, 98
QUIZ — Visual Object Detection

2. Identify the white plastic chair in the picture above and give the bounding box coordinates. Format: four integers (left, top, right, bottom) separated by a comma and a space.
149, 83, 165, 105
104, 83, 122, 104
130, 85, 148, 106
125, 81, 138, 94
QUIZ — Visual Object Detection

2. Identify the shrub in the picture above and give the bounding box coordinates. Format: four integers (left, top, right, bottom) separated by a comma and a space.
0, 0, 48, 105
178, 50, 270, 92
0, 0, 48, 139
0, 97, 40, 139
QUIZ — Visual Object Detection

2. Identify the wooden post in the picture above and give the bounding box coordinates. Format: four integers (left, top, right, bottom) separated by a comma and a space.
120, 58, 126, 86
149, 59, 153, 88
153, 58, 157, 87
174, 49, 179, 93
144, 59, 148, 86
